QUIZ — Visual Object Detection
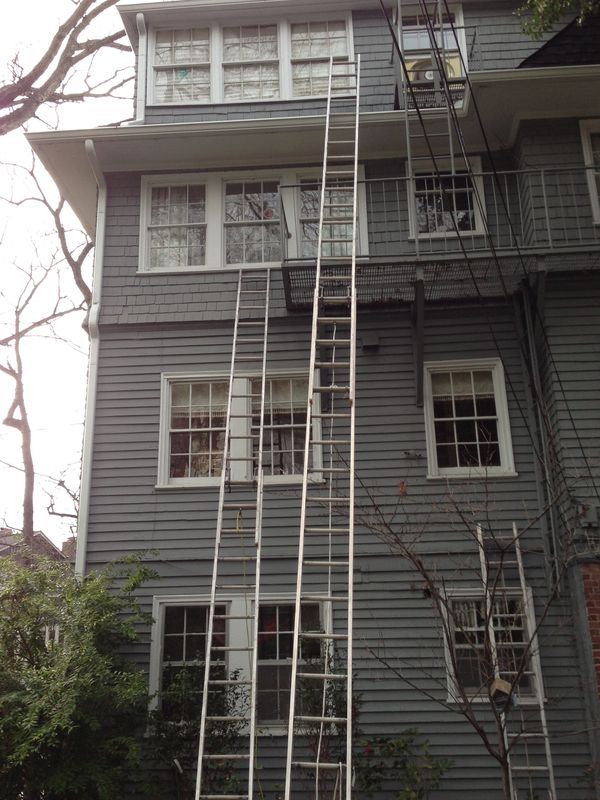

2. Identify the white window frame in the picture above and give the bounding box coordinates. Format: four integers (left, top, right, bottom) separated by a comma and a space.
580, 119, 600, 225
423, 358, 516, 479
400, 5, 468, 79
282, 165, 370, 260
146, 14, 354, 106
140, 170, 296, 273
157, 370, 321, 488
442, 587, 543, 705
149, 593, 330, 734
407, 156, 486, 239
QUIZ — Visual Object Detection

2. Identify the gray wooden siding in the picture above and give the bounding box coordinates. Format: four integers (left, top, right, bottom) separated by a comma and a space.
86, 305, 592, 795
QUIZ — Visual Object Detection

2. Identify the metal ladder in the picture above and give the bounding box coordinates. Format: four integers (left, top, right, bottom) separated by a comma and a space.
195, 268, 271, 800
477, 523, 556, 799
394, 0, 459, 258
284, 55, 360, 800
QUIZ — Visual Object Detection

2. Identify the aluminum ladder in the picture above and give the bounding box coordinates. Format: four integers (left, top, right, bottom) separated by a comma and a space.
195, 268, 271, 800
478, 523, 557, 800
284, 55, 360, 800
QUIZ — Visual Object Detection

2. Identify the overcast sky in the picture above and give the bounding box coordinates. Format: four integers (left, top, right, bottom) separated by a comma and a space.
0, 0, 134, 545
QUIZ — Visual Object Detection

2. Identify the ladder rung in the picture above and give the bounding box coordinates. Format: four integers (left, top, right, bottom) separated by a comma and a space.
221, 527, 254, 534
295, 715, 347, 724
315, 466, 349, 473
238, 321, 264, 326
315, 361, 350, 368
296, 672, 347, 680
213, 616, 254, 621
307, 496, 350, 503
223, 502, 256, 510
198, 795, 248, 799
212, 645, 253, 651
206, 715, 250, 722
203, 754, 250, 761
234, 355, 263, 361
312, 384, 350, 391
302, 594, 349, 602
305, 527, 349, 535
216, 584, 256, 591
507, 732, 546, 739
219, 556, 256, 562
292, 761, 346, 770
301, 632, 348, 640
305, 559, 350, 567
511, 766, 549, 772
315, 340, 351, 346
312, 413, 351, 419
209, 678, 253, 685
317, 315, 351, 323
311, 439, 351, 446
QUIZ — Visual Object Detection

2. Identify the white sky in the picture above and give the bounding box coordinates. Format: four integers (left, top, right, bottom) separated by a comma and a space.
0, 0, 134, 546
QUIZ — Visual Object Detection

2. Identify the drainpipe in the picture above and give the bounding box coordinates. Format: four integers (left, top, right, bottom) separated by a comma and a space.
75, 139, 106, 576
135, 13, 147, 124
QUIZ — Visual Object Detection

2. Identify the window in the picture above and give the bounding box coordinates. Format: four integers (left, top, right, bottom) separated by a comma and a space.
148, 18, 353, 105
424, 359, 515, 477
153, 28, 211, 103
223, 25, 279, 100
400, 8, 466, 108
446, 592, 534, 700
159, 374, 318, 486
224, 181, 281, 264
408, 158, 485, 238
150, 596, 325, 729
159, 603, 226, 720
290, 21, 349, 97
257, 603, 321, 723
148, 183, 207, 270
580, 119, 600, 224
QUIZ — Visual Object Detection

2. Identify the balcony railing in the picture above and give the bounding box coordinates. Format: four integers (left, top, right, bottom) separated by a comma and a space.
280, 167, 600, 264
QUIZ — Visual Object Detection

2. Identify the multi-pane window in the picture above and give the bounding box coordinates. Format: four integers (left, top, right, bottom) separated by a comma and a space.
290, 21, 349, 97
222, 25, 279, 100
299, 179, 354, 258
224, 181, 281, 264
153, 28, 211, 103
449, 595, 533, 697
591, 132, 600, 214
160, 604, 226, 719
414, 171, 477, 235
424, 360, 514, 476
252, 377, 309, 476
401, 12, 463, 86
168, 381, 228, 480
257, 603, 321, 722
148, 184, 206, 270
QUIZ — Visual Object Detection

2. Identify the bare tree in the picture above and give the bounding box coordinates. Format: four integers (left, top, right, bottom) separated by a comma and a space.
0, 0, 132, 136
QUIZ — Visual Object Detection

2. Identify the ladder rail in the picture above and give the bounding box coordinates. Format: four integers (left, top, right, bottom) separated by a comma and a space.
284, 55, 360, 800
195, 269, 271, 800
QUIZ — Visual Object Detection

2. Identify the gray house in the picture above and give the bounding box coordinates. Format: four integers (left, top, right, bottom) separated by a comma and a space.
29, 0, 600, 797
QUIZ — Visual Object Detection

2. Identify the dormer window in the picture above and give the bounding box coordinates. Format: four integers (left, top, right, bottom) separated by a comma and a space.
148, 17, 353, 105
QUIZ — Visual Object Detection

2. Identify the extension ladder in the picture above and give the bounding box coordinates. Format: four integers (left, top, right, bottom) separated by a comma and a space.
478, 523, 556, 800
195, 268, 271, 800
284, 56, 360, 800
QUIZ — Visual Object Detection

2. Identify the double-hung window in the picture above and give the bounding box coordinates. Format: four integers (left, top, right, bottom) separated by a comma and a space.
223, 26, 280, 101
153, 28, 211, 103
257, 603, 321, 723
159, 603, 226, 720
409, 158, 485, 238
159, 374, 317, 486
147, 182, 207, 270
224, 181, 281, 265
580, 120, 600, 224
148, 18, 352, 105
400, 8, 466, 107
446, 592, 535, 701
424, 359, 515, 478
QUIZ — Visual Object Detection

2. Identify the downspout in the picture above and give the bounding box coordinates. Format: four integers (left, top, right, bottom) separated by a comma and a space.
135, 13, 147, 124
75, 139, 106, 576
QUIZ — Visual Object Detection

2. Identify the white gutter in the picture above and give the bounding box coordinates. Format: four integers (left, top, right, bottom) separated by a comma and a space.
75, 139, 106, 577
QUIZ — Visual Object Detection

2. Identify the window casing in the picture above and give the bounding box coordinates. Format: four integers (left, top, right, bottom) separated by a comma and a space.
424, 359, 515, 478
147, 17, 353, 105
580, 119, 600, 225
158, 373, 320, 486
149, 595, 327, 729
445, 590, 538, 703
401, 9, 466, 84
407, 157, 486, 238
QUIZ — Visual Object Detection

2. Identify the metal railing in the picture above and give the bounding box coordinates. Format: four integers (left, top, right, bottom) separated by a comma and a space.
280, 166, 600, 263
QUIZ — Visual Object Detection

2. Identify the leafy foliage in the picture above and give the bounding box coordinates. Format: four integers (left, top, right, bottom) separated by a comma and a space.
0, 552, 153, 800
146, 667, 249, 800
519, 0, 599, 37
354, 730, 453, 800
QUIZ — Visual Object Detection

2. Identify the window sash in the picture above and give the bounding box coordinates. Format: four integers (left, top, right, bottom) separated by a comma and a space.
414, 171, 477, 235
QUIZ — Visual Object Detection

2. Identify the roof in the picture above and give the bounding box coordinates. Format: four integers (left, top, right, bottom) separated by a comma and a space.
519, 12, 600, 68
0, 528, 67, 560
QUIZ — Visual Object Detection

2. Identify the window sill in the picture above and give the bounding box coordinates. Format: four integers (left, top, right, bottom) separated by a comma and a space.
446, 694, 540, 706
137, 263, 280, 276
408, 228, 486, 242
155, 475, 312, 490
146, 93, 354, 109
426, 469, 518, 481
